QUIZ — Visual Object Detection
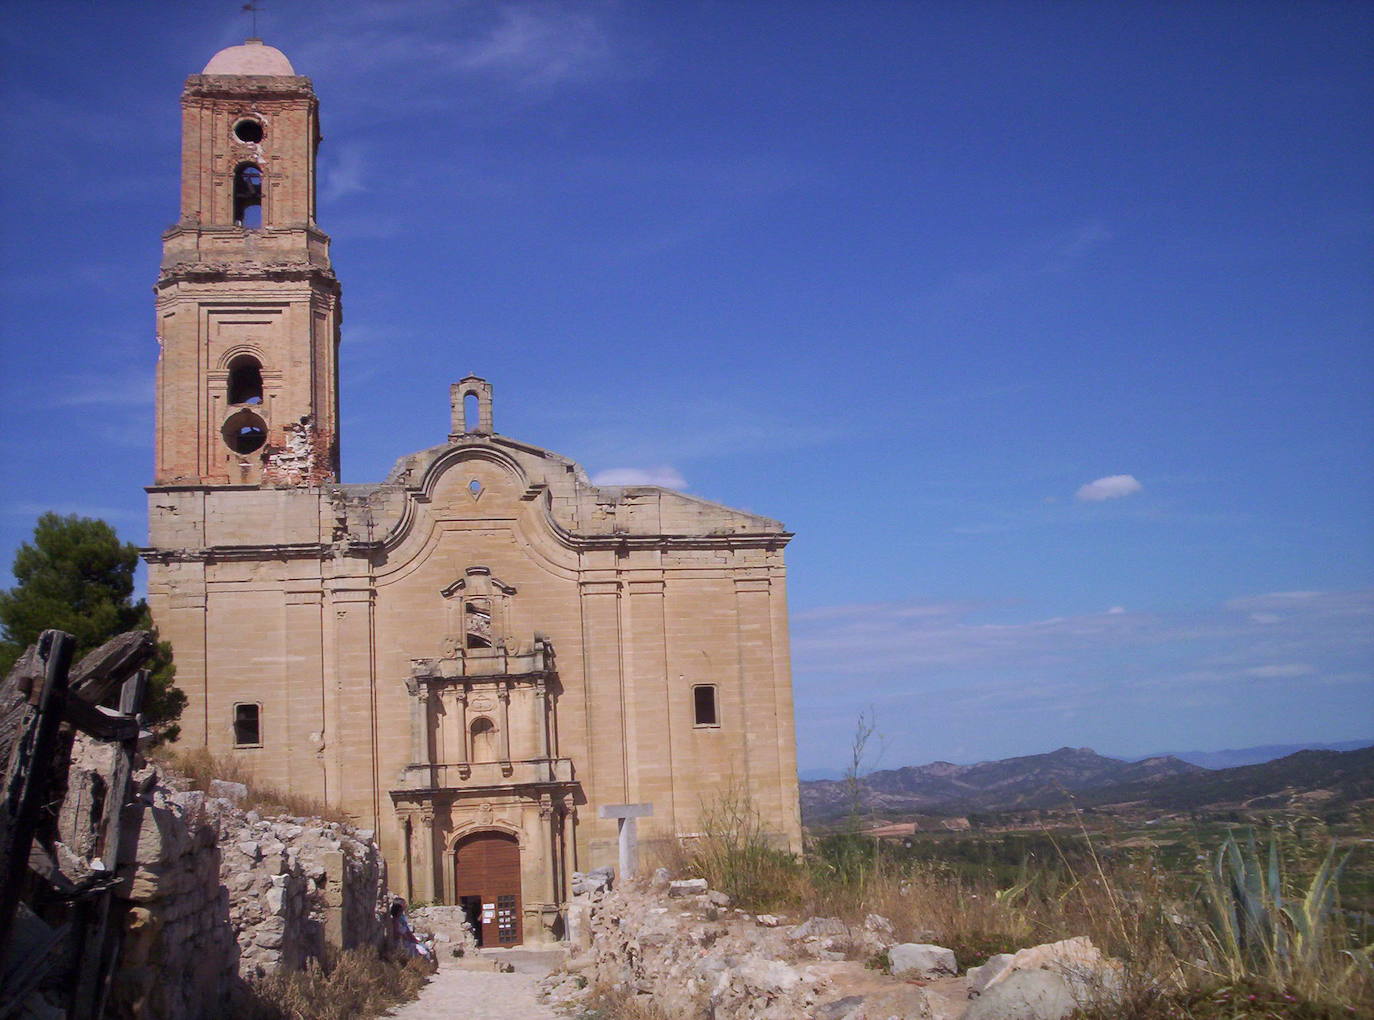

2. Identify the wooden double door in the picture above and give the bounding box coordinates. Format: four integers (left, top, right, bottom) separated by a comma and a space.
454, 831, 522, 947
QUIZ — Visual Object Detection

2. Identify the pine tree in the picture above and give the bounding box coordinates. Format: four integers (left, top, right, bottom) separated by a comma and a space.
0, 512, 185, 738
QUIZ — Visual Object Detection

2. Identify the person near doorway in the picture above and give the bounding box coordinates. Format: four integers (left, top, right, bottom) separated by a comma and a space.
390, 897, 435, 962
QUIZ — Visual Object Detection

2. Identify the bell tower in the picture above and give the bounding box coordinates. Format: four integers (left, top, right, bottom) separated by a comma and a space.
154, 39, 341, 486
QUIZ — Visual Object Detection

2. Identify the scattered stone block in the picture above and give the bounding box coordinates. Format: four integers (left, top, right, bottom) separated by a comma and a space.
668, 878, 708, 897
889, 942, 958, 978
209, 779, 247, 803
964, 968, 1077, 1020
815, 995, 865, 1020
787, 916, 847, 940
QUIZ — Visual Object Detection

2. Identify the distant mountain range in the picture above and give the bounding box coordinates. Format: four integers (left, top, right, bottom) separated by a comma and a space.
796, 738, 1374, 783
1075, 745, 1374, 814
1136, 739, 1374, 770
801, 746, 1201, 822
799, 744, 1374, 824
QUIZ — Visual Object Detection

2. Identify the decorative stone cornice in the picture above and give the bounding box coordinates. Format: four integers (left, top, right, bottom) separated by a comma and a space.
183, 75, 316, 99
156, 262, 338, 289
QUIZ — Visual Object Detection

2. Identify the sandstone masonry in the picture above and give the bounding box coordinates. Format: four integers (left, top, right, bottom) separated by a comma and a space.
145, 39, 802, 948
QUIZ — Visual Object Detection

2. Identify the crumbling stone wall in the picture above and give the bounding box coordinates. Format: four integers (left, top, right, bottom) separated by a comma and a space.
262, 414, 335, 486
542, 875, 1124, 1020
105, 774, 236, 1018
55, 737, 390, 1019
215, 789, 389, 976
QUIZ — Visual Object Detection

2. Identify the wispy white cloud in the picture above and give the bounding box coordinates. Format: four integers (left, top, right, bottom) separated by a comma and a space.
591, 466, 687, 489
544, 395, 838, 468
321, 143, 368, 203
792, 589, 1374, 700
292, 1, 617, 92
1076, 474, 1143, 502
1244, 663, 1315, 678
789, 585, 1374, 765
451, 4, 612, 86
917, 219, 1114, 306
1044, 220, 1113, 270
44, 369, 154, 409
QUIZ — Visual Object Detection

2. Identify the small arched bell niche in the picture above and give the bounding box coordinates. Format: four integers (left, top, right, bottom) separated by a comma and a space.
450, 376, 493, 437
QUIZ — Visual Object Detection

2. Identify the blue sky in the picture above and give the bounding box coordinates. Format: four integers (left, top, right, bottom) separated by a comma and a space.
1, 1, 1370, 771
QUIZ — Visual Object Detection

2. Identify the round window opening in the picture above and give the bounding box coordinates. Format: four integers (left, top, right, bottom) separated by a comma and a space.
233, 118, 264, 144
222, 410, 268, 455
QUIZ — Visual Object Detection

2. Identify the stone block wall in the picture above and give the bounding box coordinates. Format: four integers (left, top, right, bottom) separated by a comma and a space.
108, 783, 237, 1019
214, 804, 389, 974
56, 736, 391, 1019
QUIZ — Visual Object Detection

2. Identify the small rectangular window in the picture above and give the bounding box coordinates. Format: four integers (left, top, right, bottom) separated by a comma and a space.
692, 685, 718, 727
233, 703, 261, 746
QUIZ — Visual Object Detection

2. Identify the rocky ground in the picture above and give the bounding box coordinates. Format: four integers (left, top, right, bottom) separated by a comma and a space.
533, 870, 1123, 1020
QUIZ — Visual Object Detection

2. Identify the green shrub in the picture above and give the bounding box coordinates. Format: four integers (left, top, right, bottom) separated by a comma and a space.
681, 783, 807, 911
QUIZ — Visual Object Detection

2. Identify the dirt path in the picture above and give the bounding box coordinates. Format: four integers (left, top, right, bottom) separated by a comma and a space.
385, 949, 567, 1020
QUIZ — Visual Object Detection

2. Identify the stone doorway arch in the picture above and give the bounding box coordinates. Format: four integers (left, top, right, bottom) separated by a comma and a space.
453, 829, 522, 946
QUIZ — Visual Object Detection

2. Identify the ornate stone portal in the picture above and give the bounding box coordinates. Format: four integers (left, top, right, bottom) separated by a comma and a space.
392, 594, 573, 942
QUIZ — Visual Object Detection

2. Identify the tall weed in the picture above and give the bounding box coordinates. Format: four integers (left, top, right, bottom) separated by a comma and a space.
675, 783, 807, 911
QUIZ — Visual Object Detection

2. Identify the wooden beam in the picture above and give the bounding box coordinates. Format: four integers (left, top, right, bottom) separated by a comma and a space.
0, 631, 75, 961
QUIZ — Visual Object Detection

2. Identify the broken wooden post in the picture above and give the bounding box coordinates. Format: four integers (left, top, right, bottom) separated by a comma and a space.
597, 803, 653, 881
0, 630, 75, 959
71, 667, 148, 1018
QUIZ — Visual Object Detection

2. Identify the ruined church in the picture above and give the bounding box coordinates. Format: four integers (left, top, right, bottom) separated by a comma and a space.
144, 39, 802, 946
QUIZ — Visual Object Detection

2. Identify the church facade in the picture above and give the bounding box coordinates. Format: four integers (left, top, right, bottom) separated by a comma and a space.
144, 40, 801, 945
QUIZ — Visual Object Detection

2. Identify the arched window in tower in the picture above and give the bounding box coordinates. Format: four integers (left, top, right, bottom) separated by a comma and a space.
221, 409, 267, 455
465, 598, 492, 649
226, 354, 264, 405
470, 717, 497, 762
233, 163, 263, 228
464, 392, 480, 433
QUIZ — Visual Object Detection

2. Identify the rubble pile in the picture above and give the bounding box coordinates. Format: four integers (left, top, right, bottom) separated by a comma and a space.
409, 904, 479, 959
540, 869, 1124, 1020
541, 872, 933, 1020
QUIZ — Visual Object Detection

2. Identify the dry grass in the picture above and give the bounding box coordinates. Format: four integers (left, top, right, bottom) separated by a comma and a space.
666, 790, 1373, 1018
244, 946, 433, 1020
153, 746, 352, 824
802, 835, 1372, 1016
574, 984, 688, 1020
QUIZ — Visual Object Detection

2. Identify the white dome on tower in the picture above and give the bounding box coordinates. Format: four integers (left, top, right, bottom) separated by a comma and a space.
202, 38, 295, 76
